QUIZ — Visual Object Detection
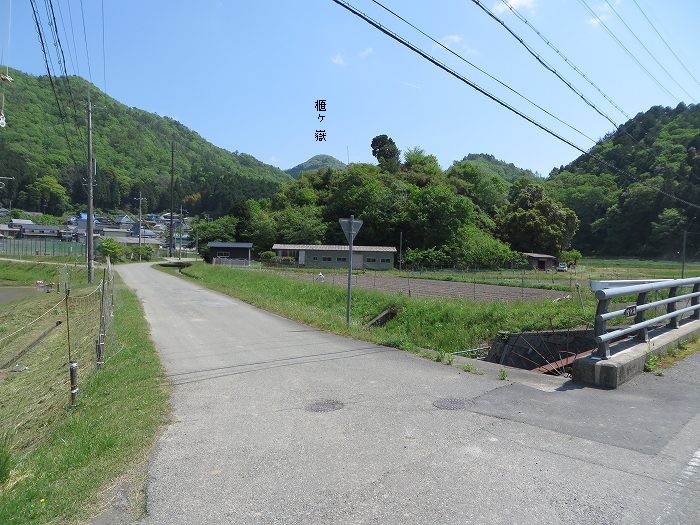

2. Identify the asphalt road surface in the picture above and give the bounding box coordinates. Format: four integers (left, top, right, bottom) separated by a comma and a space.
117, 263, 700, 525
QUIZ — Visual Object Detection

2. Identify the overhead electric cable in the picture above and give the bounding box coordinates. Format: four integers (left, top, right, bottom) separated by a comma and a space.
631, 0, 700, 91
602, 0, 694, 102
1, 0, 11, 76
574, 0, 680, 103
370, 0, 596, 144
45, 0, 86, 150
498, 0, 630, 120
55, 0, 79, 79
79, 0, 92, 83
330, 0, 700, 211
66, 0, 81, 76
100, 0, 106, 93
468, 0, 621, 130
29, 0, 80, 168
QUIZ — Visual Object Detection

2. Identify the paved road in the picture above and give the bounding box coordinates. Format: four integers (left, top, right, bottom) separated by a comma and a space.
117, 263, 700, 524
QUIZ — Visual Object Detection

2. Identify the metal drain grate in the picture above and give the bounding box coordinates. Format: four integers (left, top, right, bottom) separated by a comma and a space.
306, 399, 344, 413
432, 398, 467, 410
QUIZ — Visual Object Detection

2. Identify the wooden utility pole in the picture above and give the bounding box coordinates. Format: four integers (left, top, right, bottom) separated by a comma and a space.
134, 192, 145, 261
169, 140, 174, 258
87, 98, 94, 283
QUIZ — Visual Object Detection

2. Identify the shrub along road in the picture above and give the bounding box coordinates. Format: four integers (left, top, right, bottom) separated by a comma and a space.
118, 263, 700, 524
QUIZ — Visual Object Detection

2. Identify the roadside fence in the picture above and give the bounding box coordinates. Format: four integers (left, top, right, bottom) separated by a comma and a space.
0, 258, 115, 450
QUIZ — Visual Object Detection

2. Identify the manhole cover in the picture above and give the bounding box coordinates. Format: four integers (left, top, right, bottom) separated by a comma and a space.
433, 398, 467, 410
306, 399, 344, 413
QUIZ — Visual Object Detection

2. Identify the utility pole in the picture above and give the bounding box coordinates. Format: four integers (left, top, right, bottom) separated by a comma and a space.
134, 192, 145, 261
399, 231, 403, 272
169, 140, 174, 258
87, 98, 94, 283
179, 204, 183, 260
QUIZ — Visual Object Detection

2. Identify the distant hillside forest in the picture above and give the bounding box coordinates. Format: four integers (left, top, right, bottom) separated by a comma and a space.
548, 103, 700, 258
3, 66, 699, 262
0, 69, 290, 217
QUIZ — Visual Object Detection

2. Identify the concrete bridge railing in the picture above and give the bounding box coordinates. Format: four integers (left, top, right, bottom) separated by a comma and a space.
593, 277, 700, 359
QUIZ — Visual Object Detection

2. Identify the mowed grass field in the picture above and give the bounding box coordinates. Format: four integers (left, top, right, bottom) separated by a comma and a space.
0, 261, 169, 524
169, 262, 597, 355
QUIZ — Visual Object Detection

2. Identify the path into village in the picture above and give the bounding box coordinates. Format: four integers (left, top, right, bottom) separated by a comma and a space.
117, 263, 700, 524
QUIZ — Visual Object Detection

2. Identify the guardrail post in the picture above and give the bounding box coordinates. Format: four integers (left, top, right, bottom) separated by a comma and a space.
634, 291, 648, 342
595, 298, 610, 359
693, 284, 700, 320
667, 286, 680, 328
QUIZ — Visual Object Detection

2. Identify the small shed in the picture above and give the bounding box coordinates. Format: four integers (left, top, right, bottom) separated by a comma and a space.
20, 224, 61, 238
523, 252, 557, 271
8, 218, 34, 229
207, 242, 253, 263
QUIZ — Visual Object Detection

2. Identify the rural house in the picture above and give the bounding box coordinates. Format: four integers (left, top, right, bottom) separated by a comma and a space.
207, 242, 253, 264
523, 252, 557, 271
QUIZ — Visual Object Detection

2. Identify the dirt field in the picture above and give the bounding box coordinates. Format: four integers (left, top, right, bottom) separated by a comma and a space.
284, 271, 567, 302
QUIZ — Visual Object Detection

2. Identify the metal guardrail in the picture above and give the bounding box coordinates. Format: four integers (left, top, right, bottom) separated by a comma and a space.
593, 277, 700, 358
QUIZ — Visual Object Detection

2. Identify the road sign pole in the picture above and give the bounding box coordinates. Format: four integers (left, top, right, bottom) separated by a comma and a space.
346, 215, 354, 327
339, 215, 362, 329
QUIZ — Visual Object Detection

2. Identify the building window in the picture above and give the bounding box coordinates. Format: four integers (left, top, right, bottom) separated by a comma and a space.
366, 257, 376, 263
336, 257, 347, 262
217, 251, 230, 258
380, 258, 391, 263
322, 256, 332, 262
312, 256, 318, 261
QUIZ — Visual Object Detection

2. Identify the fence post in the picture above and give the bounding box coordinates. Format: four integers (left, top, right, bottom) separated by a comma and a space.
634, 292, 648, 342
594, 298, 610, 359
667, 286, 680, 328
693, 283, 700, 320
69, 361, 79, 406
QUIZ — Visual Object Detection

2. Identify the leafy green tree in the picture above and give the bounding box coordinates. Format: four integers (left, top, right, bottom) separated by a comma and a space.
446, 160, 507, 213
274, 206, 327, 244
560, 248, 582, 265
98, 238, 125, 261
446, 225, 517, 269
371, 134, 401, 174
190, 215, 238, 255
22, 176, 70, 215
403, 147, 442, 178
407, 184, 475, 248
497, 180, 579, 255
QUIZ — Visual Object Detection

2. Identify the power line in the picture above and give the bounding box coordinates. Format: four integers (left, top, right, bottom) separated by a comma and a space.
29, 0, 80, 169
497, 0, 630, 120
631, 0, 700, 92
602, 0, 695, 102
574, 0, 680, 104
369, 0, 597, 144
44, 0, 86, 152
100, 0, 106, 93
468, 0, 621, 130
330, 0, 700, 211
79, 0, 92, 83
66, 0, 81, 76
55, 0, 79, 80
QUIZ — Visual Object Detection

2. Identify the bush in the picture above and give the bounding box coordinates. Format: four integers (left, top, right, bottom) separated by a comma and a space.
97, 238, 124, 261
259, 250, 276, 261
127, 245, 154, 261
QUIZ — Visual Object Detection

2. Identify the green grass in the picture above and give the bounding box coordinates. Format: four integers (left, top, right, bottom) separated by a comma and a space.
462, 363, 483, 375
168, 263, 596, 354
0, 278, 169, 524
0, 260, 67, 286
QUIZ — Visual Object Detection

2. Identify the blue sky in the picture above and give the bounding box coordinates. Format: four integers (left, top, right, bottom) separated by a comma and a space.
4, 0, 700, 175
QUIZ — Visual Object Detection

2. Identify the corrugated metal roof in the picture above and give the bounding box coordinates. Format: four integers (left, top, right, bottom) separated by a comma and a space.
207, 242, 253, 248
522, 252, 556, 259
272, 244, 396, 253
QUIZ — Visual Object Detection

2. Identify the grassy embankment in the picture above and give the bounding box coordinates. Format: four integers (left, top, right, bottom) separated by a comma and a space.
171, 262, 596, 354
0, 261, 169, 524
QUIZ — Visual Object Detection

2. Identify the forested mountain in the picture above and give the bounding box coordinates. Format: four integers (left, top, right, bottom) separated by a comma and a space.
460, 153, 541, 183
285, 154, 346, 179
0, 68, 290, 216
547, 103, 700, 257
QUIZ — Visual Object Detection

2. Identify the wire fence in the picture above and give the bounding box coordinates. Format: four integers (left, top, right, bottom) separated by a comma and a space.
0, 237, 86, 260
0, 258, 115, 450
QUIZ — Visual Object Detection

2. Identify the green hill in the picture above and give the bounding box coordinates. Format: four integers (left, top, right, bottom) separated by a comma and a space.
546, 103, 700, 257
0, 68, 290, 216
285, 154, 346, 179
458, 153, 541, 183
